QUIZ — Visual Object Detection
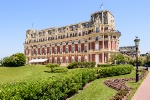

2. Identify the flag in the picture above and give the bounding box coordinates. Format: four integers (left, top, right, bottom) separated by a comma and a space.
100, 3, 103, 10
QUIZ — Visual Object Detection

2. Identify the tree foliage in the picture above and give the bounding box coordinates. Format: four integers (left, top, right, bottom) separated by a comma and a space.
109, 52, 145, 66
145, 53, 150, 65
109, 53, 127, 64
3, 53, 26, 67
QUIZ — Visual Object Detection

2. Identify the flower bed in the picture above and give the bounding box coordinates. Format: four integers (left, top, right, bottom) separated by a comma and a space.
104, 69, 147, 100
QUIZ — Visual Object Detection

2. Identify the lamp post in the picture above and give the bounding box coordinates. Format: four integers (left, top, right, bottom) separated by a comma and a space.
146, 52, 149, 71
134, 37, 140, 82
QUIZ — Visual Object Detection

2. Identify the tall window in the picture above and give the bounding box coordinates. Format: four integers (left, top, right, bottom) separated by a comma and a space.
85, 46, 87, 52
55, 35, 57, 40
96, 27, 99, 33
26, 50, 28, 55
85, 59, 87, 62
54, 48, 57, 54
40, 49, 42, 55
72, 46, 74, 53
78, 59, 81, 62
44, 49, 47, 55
60, 48, 62, 54
96, 20, 98, 23
72, 58, 74, 62
36, 50, 38, 55
60, 59, 62, 63
66, 33, 68, 38
96, 36, 98, 41
66, 59, 68, 64
66, 48, 68, 53
31, 50, 34, 56
54, 59, 57, 63
78, 47, 81, 52
85, 31, 88, 35
49, 48, 51, 54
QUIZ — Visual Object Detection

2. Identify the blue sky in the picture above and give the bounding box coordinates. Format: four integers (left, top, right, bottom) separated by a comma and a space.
0, 0, 150, 58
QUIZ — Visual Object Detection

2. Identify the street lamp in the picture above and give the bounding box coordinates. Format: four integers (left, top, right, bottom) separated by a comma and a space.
146, 52, 149, 71
134, 37, 140, 82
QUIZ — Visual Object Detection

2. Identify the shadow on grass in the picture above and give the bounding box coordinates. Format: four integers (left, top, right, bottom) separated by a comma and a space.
44, 70, 51, 73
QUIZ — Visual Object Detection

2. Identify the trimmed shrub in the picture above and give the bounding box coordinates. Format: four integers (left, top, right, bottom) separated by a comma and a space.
0, 65, 133, 100
96, 64, 133, 78
46, 63, 60, 72
97, 64, 116, 67
53, 68, 68, 73
67, 62, 96, 69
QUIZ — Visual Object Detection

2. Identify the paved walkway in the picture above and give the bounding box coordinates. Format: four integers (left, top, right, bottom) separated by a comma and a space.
132, 70, 150, 100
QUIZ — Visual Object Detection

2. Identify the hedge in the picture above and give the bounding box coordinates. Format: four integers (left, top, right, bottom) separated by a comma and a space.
97, 64, 116, 67
0, 65, 133, 100
67, 62, 96, 69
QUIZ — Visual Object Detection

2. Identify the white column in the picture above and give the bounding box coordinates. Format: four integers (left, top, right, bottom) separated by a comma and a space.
95, 54, 99, 66
102, 52, 104, 64
108, 52, 110, 61
103, 35, 104, 49
108, 35, 110, 50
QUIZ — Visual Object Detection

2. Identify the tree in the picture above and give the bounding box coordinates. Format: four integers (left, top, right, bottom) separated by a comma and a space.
109, 53, 125, 64
124, 55, 131, 64
145, 53, 150, 66
3, 53, 26, 67
109, 53, 132, 64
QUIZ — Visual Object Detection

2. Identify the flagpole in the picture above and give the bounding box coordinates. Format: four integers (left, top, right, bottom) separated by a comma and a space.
101, 3, 104, 32
101, 3, 105, 50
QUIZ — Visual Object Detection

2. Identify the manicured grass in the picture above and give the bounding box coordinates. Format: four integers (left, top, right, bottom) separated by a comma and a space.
71, 69, 146, 100
71, 78, 117, 100
0, 65, 64, 84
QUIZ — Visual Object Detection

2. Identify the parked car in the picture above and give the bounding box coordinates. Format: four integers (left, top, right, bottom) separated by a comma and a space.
144, 64, 150, 67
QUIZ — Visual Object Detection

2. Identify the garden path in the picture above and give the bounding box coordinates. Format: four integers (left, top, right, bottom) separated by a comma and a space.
132, 69, 150, 100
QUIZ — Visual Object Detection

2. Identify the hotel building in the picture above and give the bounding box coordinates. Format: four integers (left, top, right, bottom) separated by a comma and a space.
24, 10, 121, 65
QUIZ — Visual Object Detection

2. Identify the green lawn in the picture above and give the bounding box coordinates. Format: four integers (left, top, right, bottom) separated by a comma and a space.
71, 69, 147, 100
0, 65, 62, 84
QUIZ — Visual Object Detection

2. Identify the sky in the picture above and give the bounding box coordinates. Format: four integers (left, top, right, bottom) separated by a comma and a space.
0, 0, 150, 58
